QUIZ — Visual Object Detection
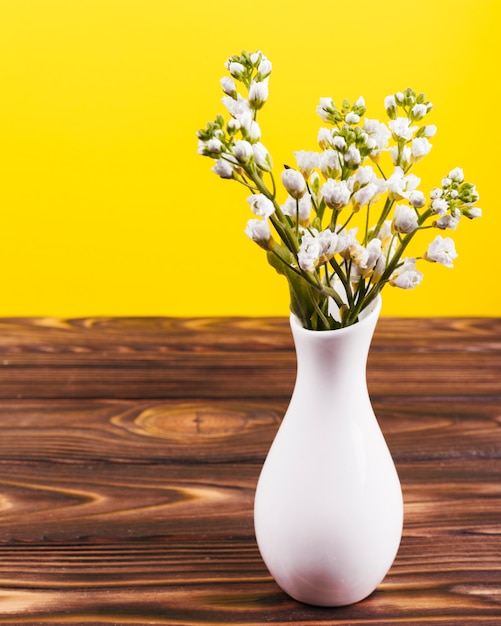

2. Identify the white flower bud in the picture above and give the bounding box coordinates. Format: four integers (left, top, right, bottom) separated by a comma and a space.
431, 198, 449, 216
233, 140, 254, 163
248, 80, 269, 110
411, 103, 427, 120
319, 150, 342, 179
281, 168, 306, 199
464, 207, 482, 219
257, 58, 272, 77
246, 194, 275, 218
448, 167, 464, 183
434, 210, 460, 230
220, 76, 237, 97
332, 135, 347, 151
206, 138, 223, 154
345, 111, 360, 124
344, 145, 361, 166
252, 142, 272, 171
423, 124, 437, 137
248, 121, 261, 142
408, 190, 426, 208
281, 194, 312, 222
393, 204, 419, 233
318, 127, 333, 149
384, 94, 397, 118
411, 137, 432, 162
229, 62, 245, 79
245, 218, 271, 249
211, 158, 233, 179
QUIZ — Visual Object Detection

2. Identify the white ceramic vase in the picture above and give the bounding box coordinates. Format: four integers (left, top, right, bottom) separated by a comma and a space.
254, 295, 403, 607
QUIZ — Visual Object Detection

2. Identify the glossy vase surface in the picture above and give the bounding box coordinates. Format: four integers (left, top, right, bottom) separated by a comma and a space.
254, 295, 403, 607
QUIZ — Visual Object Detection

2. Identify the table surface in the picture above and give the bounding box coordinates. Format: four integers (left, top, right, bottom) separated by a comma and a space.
0, 316, 499, 625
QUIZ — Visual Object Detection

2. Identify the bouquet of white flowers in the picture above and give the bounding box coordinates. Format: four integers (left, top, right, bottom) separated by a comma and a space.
198, 51, 481, 330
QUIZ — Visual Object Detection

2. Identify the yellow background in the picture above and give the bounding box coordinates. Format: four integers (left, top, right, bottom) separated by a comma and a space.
0, 0, 498, 317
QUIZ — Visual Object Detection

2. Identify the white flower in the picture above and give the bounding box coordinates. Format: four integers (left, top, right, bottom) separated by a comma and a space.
363, 118, 391, 155
345, 111, 360, 124
352, 183, 378, 209
248, 80, 269, 109
389, 117, 418, 141
222, 95, 253, 130
352, 165, 377, 186
411, 103, 427, 120
355, 96, 365, 107
335, 227, 359, 257
344, 145, 361, 166
411, 137, 432, 162
281, 194, 312, 222
257, 58, 272, 77
348, 242, 369, 268
360, 238, 384, 279
228, 61, 245, 78
211, 158, 233, 179
448, 167, 464, 183
220, 76, 237, 97
384, 94, 397, 116
390, 258, 423, 289
424, 236, 458, 268
442, 177, 452, 188
321, 179, 351, 210
246, 193, 275, 218
431, 198, 449, 216
464, 207, 482, 219
423, 124, 437, 137
252, 142, 272, 171
206, 138, 223, 154
294, 150, 320, 178
393, 204, 419, 233
248, 121, 261, 142
297, 228, 338, 272
434, 209, 461, 230
319, 150, 342, 178
408, 190, 426, 208
298, 230, 321, 271
390, 145, 411, 168
281, 168, 306, 199
430, 188, 443, 200
227, 118, 241, 133
387, 167, 420, 200
318, 127, 333, 149
233, 140, 254, 163
245, 218, 271, 248
332, 135, 347, 151
316, 97, 335, 122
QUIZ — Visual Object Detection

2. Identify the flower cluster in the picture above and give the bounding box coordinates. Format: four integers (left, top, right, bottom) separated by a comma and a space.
198, 51, 481, 330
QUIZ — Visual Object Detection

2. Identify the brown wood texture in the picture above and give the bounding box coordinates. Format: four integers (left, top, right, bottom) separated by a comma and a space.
0, 316, 500, 624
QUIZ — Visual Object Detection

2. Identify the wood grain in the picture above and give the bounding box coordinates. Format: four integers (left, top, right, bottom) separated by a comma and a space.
0, 316, 499, 623
0, 316, 498, 398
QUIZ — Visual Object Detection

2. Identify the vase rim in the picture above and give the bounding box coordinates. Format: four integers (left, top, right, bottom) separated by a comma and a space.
290, 294, 382, 336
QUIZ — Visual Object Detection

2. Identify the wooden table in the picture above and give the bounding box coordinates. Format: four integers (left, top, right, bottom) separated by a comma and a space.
0, 316, 499, 624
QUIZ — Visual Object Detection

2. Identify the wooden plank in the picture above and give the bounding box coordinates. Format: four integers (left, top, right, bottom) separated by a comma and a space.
0, 317, 498, 398
0, 397, 499, 622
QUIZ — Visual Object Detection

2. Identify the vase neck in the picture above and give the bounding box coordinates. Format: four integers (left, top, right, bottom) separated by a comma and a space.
289, 296, 381, 394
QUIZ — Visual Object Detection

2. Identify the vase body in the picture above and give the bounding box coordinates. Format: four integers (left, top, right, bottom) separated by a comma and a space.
254, 296, 403, 607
